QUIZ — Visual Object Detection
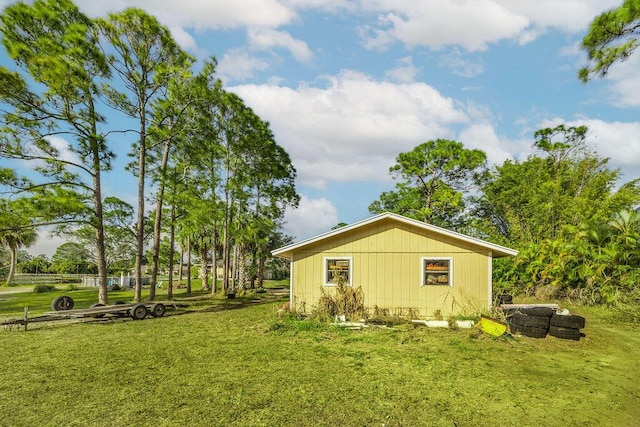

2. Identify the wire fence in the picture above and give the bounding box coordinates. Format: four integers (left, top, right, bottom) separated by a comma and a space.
1, 274, 150, 287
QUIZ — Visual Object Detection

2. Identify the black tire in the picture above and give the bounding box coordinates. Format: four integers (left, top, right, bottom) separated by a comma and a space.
150, 303, 166, 318
550, 314, 585, 329
51, 295, 75, 311
516, 307, 554, 317
129, 304, 148, 320
510, 323, 548, 338
497, 294, 513, 305
548, 325, 581, 341
511, 312, 550, 328
90, 303, 106, 318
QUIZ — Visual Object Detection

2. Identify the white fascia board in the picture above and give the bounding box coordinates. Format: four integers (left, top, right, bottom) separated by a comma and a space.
271, 212, 518, 258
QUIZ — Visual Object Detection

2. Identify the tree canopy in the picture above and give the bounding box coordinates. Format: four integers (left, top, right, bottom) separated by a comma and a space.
0, 0, 299, 297
371, 125, 640, 306
369, 139, 486, 229
580, 0, 640, 81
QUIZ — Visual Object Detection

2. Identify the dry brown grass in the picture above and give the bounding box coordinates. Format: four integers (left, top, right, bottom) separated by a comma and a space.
313, 283, 367, 321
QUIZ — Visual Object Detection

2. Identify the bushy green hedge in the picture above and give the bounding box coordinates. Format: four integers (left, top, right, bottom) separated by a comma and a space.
33, 284, 57, 293
494, 210, 640, 306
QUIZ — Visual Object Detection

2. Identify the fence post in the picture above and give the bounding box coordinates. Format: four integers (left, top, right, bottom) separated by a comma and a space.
23, 307, 29, 331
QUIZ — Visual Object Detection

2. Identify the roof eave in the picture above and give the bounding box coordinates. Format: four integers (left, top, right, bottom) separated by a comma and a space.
271, 212, 519, 258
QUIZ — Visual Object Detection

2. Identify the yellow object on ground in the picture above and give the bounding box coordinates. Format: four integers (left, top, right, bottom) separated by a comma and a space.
477, 316, 507, 337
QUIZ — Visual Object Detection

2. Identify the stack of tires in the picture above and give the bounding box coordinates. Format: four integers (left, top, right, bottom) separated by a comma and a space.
507, 307, 553, 338
548, 313, 585, 341
506, 307, 586, 341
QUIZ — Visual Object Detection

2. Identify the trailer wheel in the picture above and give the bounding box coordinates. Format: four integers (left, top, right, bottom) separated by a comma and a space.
129, 304, 149, 320
51, 296, 75, 311
90, 303, 105, 318
151, 303, 166, 318
129, 304, 148, 320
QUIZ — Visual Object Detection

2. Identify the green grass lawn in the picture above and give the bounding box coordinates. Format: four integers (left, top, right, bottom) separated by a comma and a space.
0, 286, 639, 426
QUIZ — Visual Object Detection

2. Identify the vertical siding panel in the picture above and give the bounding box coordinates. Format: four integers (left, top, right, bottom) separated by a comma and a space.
408, 228, 419, 252
372, 252, 380, 308
377, 252, 386, 308
363, 252, 371, 308
405, 253, 415, 312
368, 226, 377, 252
395, 252, 403, 309
313, 253, 323, 303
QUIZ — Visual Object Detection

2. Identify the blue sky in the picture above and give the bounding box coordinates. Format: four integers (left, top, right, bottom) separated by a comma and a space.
3, 0, 640, 256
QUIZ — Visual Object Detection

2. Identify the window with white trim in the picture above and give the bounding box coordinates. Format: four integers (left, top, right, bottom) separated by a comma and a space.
422, 257, 453, 286
324, 257, 352, 286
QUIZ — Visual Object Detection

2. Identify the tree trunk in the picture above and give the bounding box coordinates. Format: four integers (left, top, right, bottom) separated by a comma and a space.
6, 243, 17, 286
186, 235, 192, 294
222, 199, 230, 292
149, 137, 172, 301
134, 109, 147, 303
222, 151, 231, 292
179, 248, 184, 282
233, 243, 240, 291
211, 225, 217, 294
200, 242, 209, 290
168, 206, 176, 301
257, 249, 266, 288
90, 106, 109, 305
236, 244, 248, 290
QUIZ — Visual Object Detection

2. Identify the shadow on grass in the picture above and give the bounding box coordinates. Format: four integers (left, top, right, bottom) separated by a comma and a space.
1, 288, 290, 330
172, 288, 289, 315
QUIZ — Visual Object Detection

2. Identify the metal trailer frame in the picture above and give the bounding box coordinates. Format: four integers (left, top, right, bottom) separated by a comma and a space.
1, 295, 175, 329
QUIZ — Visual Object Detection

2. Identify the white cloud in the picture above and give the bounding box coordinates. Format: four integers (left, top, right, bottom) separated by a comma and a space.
385, 56, 419, 83
19, 136, 80, 172
76, 0, 295, 30
167, 26, 197, 51
248, 28, 313, 62
75, 0, 297, 51
359, 0, 620, 52
282, 195, 338, 239
458, 123, 530, 166
439, 50, 484, 78
360, 1, 529, 51
229, 70, 468, 188
217, 49, 271, 83
280, 0, 355, 13
47, 136, 80, 164
571, 119, 640, 167
596, 53, 640, 108
537, 117, 640, 181
75, 0, 623, 71
30, 230, 67, 258
495, 0, 620, 34
458, 116, 640, 182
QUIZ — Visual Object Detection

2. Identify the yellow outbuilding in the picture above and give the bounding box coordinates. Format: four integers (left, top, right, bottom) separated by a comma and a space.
272, 212, 518, 318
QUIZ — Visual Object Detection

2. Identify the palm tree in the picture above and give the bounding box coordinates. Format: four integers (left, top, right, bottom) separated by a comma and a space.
0, 225, 37, 285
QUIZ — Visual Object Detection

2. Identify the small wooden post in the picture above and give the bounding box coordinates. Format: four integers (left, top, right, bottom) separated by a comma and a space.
23, 307, 29, 331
